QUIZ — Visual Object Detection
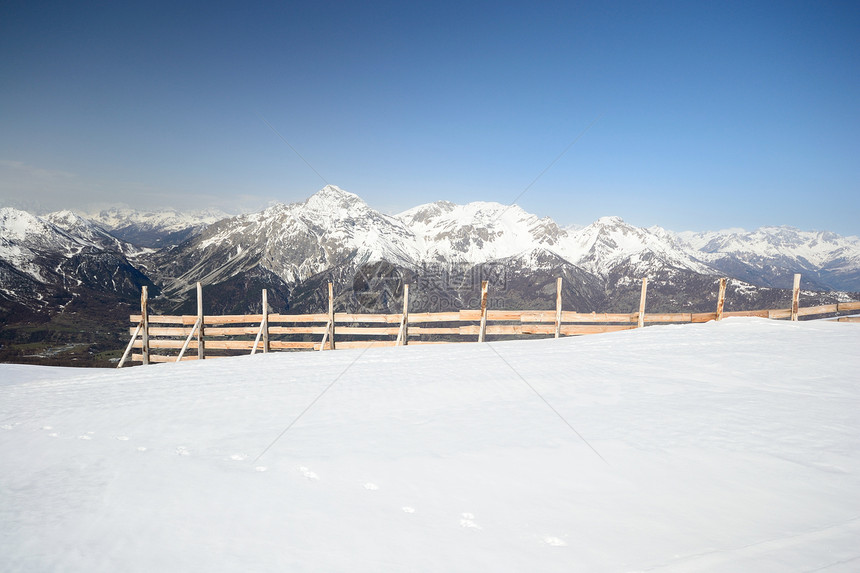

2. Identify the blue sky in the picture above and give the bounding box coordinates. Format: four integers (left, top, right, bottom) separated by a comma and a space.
1, 0, 858, 234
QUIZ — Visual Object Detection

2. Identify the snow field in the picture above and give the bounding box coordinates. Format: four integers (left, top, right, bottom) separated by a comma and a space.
1, 318, 859, 572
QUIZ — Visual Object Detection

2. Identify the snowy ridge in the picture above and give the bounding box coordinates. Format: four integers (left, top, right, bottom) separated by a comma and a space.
2, 319, 859, 571
88, 206, 229, 234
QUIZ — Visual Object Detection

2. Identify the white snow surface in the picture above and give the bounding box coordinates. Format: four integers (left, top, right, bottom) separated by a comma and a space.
2, 318, 859, 572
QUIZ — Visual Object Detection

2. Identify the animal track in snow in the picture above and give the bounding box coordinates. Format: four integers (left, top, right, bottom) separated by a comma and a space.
299, 466, 319, 480
459, 513, 481, 529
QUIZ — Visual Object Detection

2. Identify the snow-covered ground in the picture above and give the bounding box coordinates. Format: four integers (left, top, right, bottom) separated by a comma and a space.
2, 318, 859, 572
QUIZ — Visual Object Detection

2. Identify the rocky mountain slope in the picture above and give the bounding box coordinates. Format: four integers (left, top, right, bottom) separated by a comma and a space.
2, 186, 858, 365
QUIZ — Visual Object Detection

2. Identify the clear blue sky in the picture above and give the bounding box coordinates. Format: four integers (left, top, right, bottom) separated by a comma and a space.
2, 0, 858, 234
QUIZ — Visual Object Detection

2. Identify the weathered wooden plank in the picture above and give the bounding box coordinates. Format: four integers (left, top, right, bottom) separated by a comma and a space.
459, 309, 482, 321
332, 340, 398, 349
836, 316, 860, 323
407, 312, 463, 323
269, 340, 319, 349
691, 312, 718, 323
268, 313, 330, 323
837, 301, 860, 311
134, 339, 268, 350
196, 282, 205, 360
485, 324, 523, 335
459, 325, 480, 335
485, 310, 531, 321
131, 314, 197, 325
132, 353, 200, 363
561, 324, 637, 335
204, 314, 264, 325
637, 278, 648, 328
722, 309, 770, 318
140, 286, 150, 365
521, 311, 557, 323
328, 282, 335, 350
334, 327, 400, 336
117, 322, 141, 369
334, 313, 403, 324
768, 308, 792, 319
407, 340, 469, 345
557, 311, 637, 323
791, 273, 801, 321
268, 326, 327, 335
555, 277, 562, 339
797, 304, 839, 317
716, 278, 727, 321
407, 326, 461, 335
644, 313, 693, 323
478, 282, 488, 343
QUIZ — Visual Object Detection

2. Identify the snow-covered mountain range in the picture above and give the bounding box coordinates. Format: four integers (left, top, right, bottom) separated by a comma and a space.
2, 185, 859, 325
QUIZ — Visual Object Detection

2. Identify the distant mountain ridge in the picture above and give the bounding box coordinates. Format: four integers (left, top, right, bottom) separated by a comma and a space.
2, 186, 858, 365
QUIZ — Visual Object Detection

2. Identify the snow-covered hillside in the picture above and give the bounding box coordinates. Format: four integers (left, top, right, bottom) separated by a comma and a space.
2, 319, 859, 572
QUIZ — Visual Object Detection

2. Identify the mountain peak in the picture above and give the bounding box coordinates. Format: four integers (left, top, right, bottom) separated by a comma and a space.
303, 185, 366, 212
595, 215, 626, 226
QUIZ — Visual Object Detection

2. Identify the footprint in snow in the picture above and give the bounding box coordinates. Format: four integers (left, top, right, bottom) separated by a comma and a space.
136, 447, 148, 452
229, 454, 247, 461
363, 483, 379, 491
299, 466, 319, 480
42, 426, 53, 431
460, 513, 481, 529
176, 446, 191, 456
402, 507, 416, 514
78, 434, 93, 440
116, 436, 130, 441
255, 466, 267, 472
543, 536, 568, 547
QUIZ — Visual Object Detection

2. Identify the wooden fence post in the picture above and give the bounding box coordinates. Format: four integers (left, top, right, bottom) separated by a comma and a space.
478, 280, 489, 342
791, 273, 801, 321
637, 278, 648, 328
328, 281, 336, 350
399, 283, 409, 346
197, 282, 205, 359
262, 288, 269, 353
716, 278, 727, 321
555, 277, 563, 338
141, 285, 150, 365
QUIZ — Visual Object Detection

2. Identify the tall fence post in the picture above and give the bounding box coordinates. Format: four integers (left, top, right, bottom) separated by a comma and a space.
478, 280, 489, 343
262, 288, 269, 353
197, 282, 205, 360
555, 277, 563, 338
328, 281, 336, 350
141, 285, 150, 365
791, 273, 801, 321
400, 283, 409, 346
716, 278, 727, 321
637, 278, 648, 328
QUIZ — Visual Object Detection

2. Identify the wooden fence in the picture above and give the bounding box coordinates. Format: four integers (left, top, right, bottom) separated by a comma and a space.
118, 274, 860, 367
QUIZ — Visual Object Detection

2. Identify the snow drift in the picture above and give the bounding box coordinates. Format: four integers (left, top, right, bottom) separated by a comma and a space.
1, 318, 859, 572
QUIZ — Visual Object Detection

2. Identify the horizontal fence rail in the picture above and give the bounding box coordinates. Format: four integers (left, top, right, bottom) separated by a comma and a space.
118, 275, 860, 367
